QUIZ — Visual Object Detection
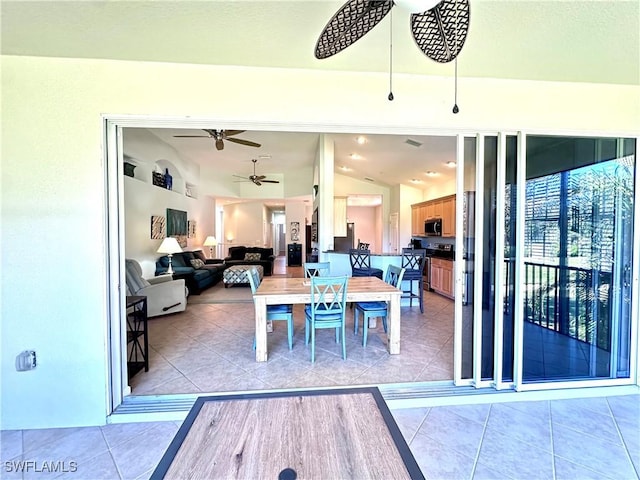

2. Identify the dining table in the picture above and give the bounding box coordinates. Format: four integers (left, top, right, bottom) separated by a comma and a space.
253, 276, 402, 362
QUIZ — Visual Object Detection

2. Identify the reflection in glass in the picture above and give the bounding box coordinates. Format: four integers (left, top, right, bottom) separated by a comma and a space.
522, 136, 635, 382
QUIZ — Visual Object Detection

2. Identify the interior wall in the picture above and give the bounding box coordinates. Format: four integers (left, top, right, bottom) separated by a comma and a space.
285, 202, 306, 253
347, 206, 379, 252
222, 202, 265, 249
1, 54, 638, 429
123, 128, 214, 277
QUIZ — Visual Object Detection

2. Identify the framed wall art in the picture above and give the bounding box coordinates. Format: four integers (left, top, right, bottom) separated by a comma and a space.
188, 220, 196, 238
166, 208, 188, 236
150, 215, 166, 239
290, 221, 300, 242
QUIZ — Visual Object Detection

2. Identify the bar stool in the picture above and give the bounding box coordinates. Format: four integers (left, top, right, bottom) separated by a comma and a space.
349, 248, 383, 279
401, 248, 426, 313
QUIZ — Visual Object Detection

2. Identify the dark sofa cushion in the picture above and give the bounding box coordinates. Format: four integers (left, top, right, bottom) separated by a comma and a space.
192, 250, 207, 262
228, 246, 247, 260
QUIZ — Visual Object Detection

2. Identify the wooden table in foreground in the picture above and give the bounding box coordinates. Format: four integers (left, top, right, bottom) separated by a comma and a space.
151, 387, 423, 480
253, 276, 402, 362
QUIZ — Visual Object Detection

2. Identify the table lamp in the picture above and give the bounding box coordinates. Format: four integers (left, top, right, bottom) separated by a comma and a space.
157, 237, 182, 274
203, 236, 218, 259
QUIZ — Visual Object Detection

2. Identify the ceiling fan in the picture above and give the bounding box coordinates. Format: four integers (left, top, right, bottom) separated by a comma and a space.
315, 0, 470, 63
173, 129, 261, 151
233, 159, 280, 186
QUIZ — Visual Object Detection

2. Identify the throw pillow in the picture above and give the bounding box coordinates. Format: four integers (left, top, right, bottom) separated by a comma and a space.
244, 253, 261, 261
190, 258, 205, 269
192, 250, 207, 262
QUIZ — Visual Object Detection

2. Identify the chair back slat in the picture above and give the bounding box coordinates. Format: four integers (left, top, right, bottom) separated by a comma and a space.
246, 266, 261, 294
304, 262, 331, 278
349, 248, 371, 269
386, 265, 406, 288
310, 276, 348, 315
401, 248, 426, 271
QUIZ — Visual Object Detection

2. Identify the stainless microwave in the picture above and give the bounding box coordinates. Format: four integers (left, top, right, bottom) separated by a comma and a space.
425, 218, 442, 236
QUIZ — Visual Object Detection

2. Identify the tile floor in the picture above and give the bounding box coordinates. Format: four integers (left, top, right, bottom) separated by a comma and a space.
129, 284, 455, 396
2, 393, 638, 479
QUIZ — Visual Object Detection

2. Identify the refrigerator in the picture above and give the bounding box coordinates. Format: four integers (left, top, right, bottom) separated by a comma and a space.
333, 223, 355, 252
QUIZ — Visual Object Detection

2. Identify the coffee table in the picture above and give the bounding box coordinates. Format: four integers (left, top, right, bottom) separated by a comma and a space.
223, 264, 264, 287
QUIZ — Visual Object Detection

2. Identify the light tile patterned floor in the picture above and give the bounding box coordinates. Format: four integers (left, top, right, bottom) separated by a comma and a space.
129, 285, 455, 396
2, 394, 638, 479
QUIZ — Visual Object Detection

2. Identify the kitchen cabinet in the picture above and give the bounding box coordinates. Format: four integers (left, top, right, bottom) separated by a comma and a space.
411, 205, 422, 236
431, 258, 454, 299
441, 195, 456, 237
410, 194, 456, 238
334, 196, 347, 237
425, 203, 435, 219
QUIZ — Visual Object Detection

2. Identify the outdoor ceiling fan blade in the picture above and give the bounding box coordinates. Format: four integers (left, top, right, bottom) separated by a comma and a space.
261, 180, 280, 184
223, 130, 246, 137
226, 137, 261, 148
411, 0, 470, 63
215, 139, 224, 150
315, 0, 393, 59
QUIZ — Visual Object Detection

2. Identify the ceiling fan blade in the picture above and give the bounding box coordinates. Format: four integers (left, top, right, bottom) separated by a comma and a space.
232, 174, 248, 179
215, 139, 224, 150
253, 180, 262, 186
226, 137, 261, 148
315, 0, 393, 59
173, 135, 209, 138
261, 180, 280, 184
223, 130, 246, 137
255, 175, 267, 180
411, 0, 470, 63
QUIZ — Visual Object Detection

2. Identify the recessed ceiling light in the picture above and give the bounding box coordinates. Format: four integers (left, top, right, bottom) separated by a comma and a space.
339, 165, 351, 171
425, 171, 438, 176
446, 161, 456, 168
410, 179, 423, 184
355, 136, 367, 145
258, 154, 271, 159
350, 153, 362, 160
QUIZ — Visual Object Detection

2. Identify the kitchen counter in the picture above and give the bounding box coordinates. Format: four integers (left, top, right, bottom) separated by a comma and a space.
323, 250, 404, 257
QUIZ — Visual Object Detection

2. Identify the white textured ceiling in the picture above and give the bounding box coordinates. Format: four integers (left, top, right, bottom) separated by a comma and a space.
2, 1, 638, 85
4, 1, 637, 197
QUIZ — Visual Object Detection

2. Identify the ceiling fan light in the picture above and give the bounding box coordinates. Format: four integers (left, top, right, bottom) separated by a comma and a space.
395, 0, 441, 14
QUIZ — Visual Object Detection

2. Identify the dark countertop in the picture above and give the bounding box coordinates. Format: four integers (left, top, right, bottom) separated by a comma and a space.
324, 250, 403, 257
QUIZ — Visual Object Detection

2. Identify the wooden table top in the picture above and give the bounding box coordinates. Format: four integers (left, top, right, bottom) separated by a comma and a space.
151, 387, 423, 480
254, 276, 401, 299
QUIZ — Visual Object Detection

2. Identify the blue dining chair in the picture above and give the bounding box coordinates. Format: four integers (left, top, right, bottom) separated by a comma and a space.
354, 265, 405, 347
349, 248, 383, 279
303, 261, 330, 278
304, 276, 349, 362
247, 267, 294, 350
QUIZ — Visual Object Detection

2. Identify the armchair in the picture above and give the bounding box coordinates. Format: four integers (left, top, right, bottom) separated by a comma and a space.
125, 259, 188, 318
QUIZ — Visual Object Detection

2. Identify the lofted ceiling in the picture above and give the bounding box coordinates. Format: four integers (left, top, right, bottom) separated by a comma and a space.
145, 128, 457, 192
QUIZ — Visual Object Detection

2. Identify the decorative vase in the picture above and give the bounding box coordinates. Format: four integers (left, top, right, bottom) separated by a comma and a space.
164, 168, 173, 190
123, 162, 136, 178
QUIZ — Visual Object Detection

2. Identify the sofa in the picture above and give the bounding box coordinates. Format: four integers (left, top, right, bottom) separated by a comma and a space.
224, 246, 276, 276
155, 249, 227, 294
126, 259, 188, 317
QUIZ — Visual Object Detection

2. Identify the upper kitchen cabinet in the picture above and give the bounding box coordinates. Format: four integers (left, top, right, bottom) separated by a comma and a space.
411, 194, 456, 238
441, 195, 456, 237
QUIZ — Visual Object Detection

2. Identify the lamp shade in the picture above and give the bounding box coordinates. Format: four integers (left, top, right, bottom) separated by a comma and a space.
157, 237, 182, 254
203, 236, 218, 247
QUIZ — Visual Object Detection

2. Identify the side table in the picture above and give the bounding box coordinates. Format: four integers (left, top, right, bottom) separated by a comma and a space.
126, 295, 148, 380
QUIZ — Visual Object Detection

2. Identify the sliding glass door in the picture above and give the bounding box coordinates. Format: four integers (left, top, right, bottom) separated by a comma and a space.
456, 133, 637, 390
518, 136, 636, 385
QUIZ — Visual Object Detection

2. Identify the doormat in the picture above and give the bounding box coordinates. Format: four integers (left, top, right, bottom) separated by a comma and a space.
151, 387, 423, 479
